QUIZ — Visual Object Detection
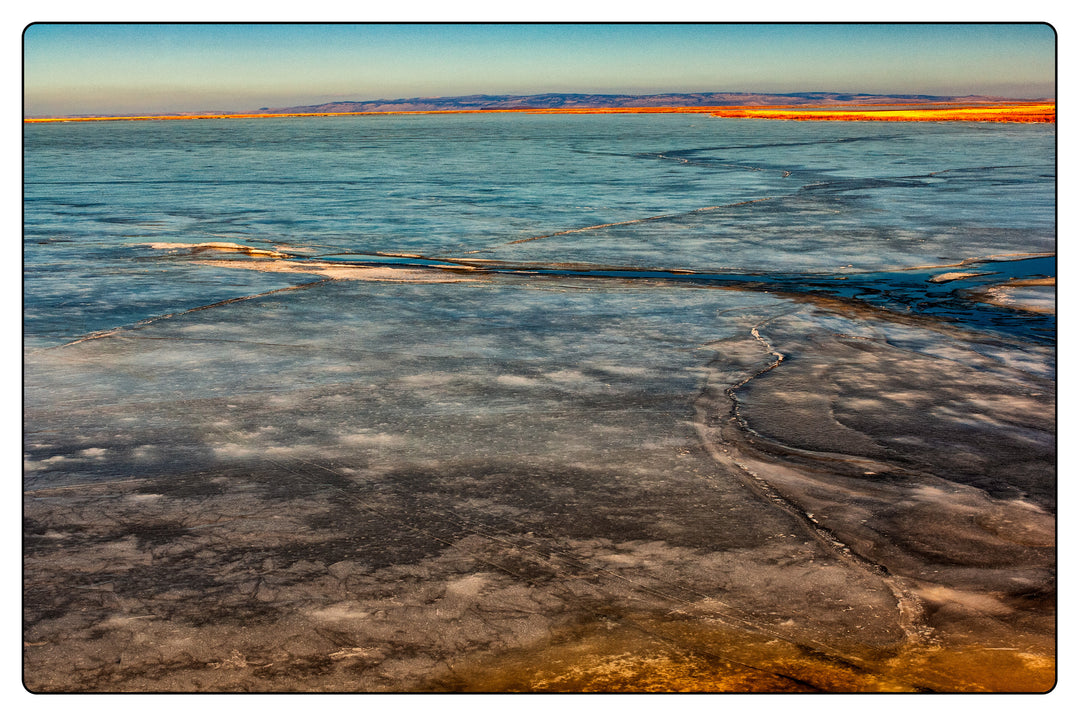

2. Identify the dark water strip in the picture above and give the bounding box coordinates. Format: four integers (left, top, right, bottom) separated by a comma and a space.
315, 254, 1055, 345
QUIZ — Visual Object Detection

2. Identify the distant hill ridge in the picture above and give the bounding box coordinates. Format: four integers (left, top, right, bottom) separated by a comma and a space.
30, 92, 1050, 120
257, 91, 1028, 114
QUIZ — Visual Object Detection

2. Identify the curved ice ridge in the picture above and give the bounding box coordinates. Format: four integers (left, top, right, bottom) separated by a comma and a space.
691, 319, 931, 648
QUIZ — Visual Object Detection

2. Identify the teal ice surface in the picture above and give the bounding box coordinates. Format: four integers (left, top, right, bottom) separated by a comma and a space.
23, 275, 787, 485
23, 113, 1054, 344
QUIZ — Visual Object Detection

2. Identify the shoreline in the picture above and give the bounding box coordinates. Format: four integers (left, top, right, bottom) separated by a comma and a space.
24, 102, 1055, 124
710, 104, 1054, 123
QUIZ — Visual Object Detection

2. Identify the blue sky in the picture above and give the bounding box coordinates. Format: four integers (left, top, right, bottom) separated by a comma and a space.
22, 23, 1056, 116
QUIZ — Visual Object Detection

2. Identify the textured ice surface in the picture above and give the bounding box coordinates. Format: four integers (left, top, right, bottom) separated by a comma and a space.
23, 114, 1055, 692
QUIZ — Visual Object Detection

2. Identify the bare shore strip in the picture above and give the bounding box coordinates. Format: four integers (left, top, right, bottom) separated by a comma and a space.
24, 102, 1055, 124
710, 104, 1055, 123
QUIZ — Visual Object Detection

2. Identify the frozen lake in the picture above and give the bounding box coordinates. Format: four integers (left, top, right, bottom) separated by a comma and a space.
23, 114, 1056, 691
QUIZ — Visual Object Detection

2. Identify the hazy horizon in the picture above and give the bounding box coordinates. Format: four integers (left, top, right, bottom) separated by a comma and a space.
23, 89, 1058, 120
23, 23, 1056, 117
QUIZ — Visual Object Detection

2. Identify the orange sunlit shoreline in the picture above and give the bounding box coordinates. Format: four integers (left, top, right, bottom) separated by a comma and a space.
709, 103, 1055, 123
23, 102, 1055, 124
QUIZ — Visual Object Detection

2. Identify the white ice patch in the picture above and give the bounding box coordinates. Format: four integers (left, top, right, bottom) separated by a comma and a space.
589, 363, 653, 377
131, 445, 160, 461
309, 603, 372, 622
338, 431, 406, 447
212, 443, 267, 459
127, 493, 164, 503
879, 391, 932, 408
916, 585, 1013, 616
544, 369, 593, 385
25, 455, 71, 470
399, 372, 460, 387
444, 573, 490, 598
496, 375, 541, 388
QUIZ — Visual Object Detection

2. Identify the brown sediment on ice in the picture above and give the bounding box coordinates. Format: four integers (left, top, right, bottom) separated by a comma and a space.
145, 241, 292, 258
191, 257, 481, 283
24, 441, 1036, 693
20, 430, 914, 691
1003, 277, 1056, 287
142, 242, 480, 282
972, 277, 1055, 314
927, 271, 995, 283
432, 615, 1055, 692
897, 251, 1054, 273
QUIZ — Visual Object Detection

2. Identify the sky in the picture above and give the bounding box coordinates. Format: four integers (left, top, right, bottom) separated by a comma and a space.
21, 22, 1058, 117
